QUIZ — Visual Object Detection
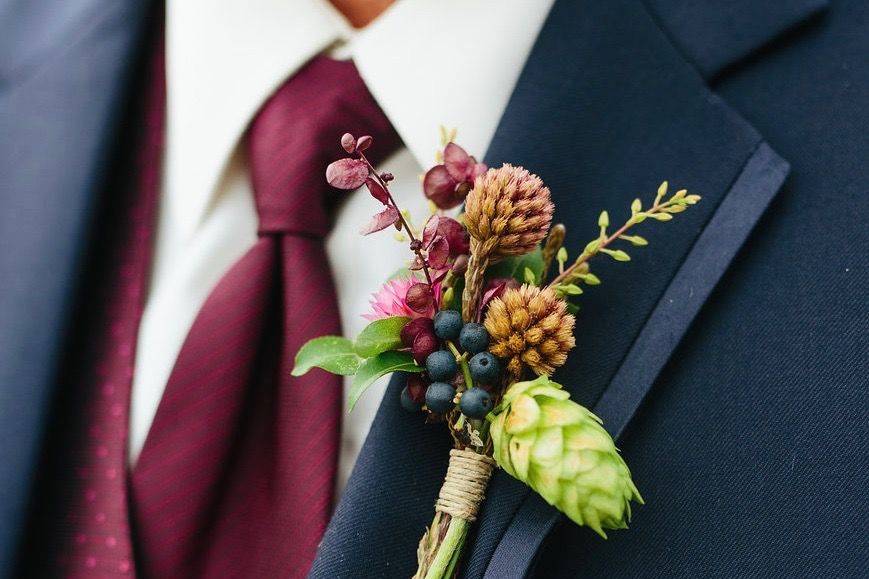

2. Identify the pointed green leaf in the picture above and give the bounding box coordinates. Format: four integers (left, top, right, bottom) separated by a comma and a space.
348, 350, 422, 411
619, 235, 648, 247
354, 316, 410, 358
597, 211, 609, 228
557, 284, 583, 296
602, 248, 631, 262
581, 272, 601, 285
292, 336, 362, 377
524, 267, 537, 285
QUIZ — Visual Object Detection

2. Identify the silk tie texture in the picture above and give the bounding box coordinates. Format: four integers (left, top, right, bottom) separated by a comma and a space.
129, 55, 400, 578
18, 38, 166, 577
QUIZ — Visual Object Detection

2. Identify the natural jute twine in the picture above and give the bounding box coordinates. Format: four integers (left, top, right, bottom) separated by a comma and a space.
435, 449, 496, 522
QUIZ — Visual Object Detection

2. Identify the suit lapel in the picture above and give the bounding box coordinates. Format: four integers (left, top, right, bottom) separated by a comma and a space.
0, 0, 151, 573
310, 0, 804, 576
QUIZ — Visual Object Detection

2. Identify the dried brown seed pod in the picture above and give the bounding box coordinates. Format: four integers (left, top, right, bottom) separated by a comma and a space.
464, 164, 554, 260
484, 284, 575, 379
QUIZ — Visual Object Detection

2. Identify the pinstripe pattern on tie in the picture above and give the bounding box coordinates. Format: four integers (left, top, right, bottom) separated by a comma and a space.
130, 56, 400, 578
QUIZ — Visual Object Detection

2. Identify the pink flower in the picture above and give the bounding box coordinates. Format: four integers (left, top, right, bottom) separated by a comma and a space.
363, 277, 442, 321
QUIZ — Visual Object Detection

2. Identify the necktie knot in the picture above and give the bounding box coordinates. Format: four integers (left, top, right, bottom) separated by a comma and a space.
248, 56, 400, 238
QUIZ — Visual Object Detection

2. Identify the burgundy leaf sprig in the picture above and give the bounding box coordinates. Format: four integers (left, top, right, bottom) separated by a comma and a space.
326, 133, 435, 293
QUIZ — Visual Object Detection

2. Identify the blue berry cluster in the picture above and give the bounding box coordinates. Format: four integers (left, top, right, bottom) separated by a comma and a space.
400, 309, 502, 420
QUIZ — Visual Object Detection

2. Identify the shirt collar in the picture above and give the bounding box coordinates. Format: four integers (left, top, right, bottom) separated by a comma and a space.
352, 0, 555, 168
164, 0, 554, 239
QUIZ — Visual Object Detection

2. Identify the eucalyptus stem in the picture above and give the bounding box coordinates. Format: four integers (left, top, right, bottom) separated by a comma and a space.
358, 152, 434, 287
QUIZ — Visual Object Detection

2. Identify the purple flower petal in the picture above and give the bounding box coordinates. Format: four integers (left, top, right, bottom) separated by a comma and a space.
356, 135, 373, 151
423, 165, 461, 209
340, 133, 356, 153
326, 158, 369, 190
437, 216, 470, 256
405, 283, 434, 314
443, 143, 472, 181
360, 204, 400, 235
471, 161, 488, 180
365, 178, 389, 205
427, 237, 450, 270
422, 215, 470, 257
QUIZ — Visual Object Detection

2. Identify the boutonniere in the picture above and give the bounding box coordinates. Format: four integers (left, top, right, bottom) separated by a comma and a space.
294, 129, 701, 577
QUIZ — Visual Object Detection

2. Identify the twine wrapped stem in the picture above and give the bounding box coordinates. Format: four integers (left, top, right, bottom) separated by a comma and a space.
436, 449, 496, 522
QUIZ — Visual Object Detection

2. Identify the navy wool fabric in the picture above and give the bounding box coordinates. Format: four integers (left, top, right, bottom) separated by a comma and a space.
0, 1, 151, 575
534, 0, 869, 577
311, 0, 867, 577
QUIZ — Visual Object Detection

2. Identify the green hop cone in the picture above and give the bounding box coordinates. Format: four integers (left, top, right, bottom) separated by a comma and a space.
489, 375, 643, 537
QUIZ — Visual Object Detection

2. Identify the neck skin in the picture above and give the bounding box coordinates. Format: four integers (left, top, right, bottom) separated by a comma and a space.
329, 0, 396, 28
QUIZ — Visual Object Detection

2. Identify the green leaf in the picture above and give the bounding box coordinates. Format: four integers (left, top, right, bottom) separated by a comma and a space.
486, 246, 544, 284
348, 351, 422, 411
602, 248, 631, 262
523, 267, 537, 285
557, 284, 583, 296
619, 234, 648, 246
583, 239, 600, 254
292, 336, 362, 377
580, 272, 601, 285
354, 316, 410, 358
597, 211, 609, 228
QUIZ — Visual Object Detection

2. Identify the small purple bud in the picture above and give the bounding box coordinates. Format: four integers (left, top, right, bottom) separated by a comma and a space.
380, 172, 395, 182
356, 135, 373, 151
401, 317, 434, 348
409, 239, 423, 251
412, 331, 439, 365
406, 283, 434, 314
340, 133, 356, 153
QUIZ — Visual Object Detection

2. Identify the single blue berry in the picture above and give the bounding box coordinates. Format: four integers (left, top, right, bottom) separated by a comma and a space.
459, 322, 489, 354
400, 385, 423, 412
426, 382, 456, 413
469, 352, 501, 385
459, 388, 493, 419
433, 310, 463, 340
426, 350, 458, 382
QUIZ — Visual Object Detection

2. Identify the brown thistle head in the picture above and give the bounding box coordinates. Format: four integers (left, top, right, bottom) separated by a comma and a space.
464, 164, 554, 260
484, 284, 575, 379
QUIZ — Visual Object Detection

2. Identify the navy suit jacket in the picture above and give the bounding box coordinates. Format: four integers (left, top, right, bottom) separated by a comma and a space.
1, 1, 865, 577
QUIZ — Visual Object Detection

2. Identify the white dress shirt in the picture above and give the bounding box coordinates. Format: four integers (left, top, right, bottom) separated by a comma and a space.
130, 0, 554, 493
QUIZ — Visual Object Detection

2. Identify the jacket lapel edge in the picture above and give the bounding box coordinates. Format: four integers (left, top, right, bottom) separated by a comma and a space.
481, 141, 790, 579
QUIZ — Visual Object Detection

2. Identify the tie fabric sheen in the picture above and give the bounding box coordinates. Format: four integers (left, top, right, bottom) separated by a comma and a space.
128, 56, 400, 578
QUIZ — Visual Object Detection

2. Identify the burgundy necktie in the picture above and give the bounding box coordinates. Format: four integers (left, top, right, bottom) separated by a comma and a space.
129, 56, 400, 578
